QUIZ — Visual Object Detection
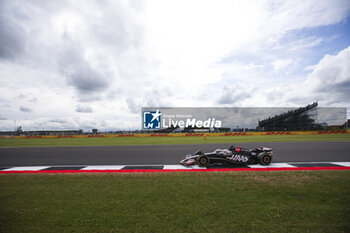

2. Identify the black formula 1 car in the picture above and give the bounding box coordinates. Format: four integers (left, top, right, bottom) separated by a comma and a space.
180, 145, 273, 167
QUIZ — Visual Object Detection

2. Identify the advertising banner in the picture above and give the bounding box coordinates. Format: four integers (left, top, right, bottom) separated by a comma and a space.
141, 106, 346, 131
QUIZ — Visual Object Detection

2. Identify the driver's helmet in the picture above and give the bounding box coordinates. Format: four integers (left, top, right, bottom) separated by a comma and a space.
229, 145, 235, 151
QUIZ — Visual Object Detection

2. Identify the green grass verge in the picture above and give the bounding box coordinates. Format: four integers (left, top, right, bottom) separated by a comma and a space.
0, 134, 350, 147
0, 171, 349, 232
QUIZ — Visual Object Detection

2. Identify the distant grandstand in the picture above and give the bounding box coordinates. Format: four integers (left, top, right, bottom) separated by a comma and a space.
258, 102, 319, 131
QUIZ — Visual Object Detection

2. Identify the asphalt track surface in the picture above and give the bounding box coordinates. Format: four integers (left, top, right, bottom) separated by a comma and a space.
0, 141, 349, 167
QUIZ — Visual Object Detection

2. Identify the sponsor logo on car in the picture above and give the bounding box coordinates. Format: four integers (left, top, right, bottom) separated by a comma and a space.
185, 159, 195, 165
228, 155, 249, 162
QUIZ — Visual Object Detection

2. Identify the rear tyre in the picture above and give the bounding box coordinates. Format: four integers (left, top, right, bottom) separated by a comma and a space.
258, 153, 272, 165
197, 155, 210, 167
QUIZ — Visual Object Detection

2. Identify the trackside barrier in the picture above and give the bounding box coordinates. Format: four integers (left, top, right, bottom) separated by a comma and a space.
57, 135, 74, 138
150, 134, 169, 137
26, 136, 42, 138
265, 132, 292, 135
224, 132, 249, 136
4, 130, 350, 139
0, 136, 16, 139
317, 130, 348, 134
185, 133, 205, 136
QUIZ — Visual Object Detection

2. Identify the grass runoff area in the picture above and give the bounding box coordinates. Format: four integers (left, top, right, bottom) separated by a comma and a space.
0, 171, 349, 233
0, 134, 350, 147
1, 135, 349, 232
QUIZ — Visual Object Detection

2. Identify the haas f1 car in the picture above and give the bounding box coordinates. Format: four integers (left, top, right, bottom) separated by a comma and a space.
180, 145, 273, 167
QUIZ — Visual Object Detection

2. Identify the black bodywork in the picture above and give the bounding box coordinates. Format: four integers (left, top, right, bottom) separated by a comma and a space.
180, 146, 273, 167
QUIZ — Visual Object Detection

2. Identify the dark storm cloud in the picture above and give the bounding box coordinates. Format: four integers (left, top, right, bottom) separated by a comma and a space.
75, 105, 93, 113
20, 106, 32, 112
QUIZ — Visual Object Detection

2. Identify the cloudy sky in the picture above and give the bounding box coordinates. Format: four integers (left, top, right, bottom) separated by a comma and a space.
0, 0, 349, 131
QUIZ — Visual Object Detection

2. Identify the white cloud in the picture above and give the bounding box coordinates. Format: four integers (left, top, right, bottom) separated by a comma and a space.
272, 59, 293, 73
304, 46, 350, 104
251, 46, 350, 109
217, 84, 252, 106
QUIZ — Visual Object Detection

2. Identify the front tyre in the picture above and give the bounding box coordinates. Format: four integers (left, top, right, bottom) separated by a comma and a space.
197, 155, 210, 167
258, 153, 272, 165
